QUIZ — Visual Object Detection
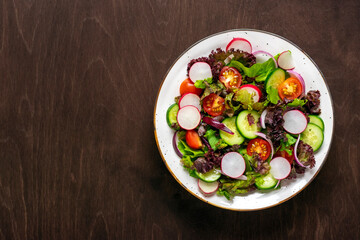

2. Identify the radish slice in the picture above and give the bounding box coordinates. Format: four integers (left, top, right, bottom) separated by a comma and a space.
294, 134, 307, 168
277, 50, 295, 70
260, 109, 268, 129
198, 179, 219, 195
255, 132, 274, 160
172, 131, 183, 158
177, 106, 201, 130
239, 84, 262, 103
253, 50, 277, 67
221, 152, 246, 178
179, 93, 201, 111
226, 38, 252, 53
287, 70, 306, 97
270, 157, 292, 180
202, 116, 234, 135
283, 110, 308, 134
188, 62, 213, 83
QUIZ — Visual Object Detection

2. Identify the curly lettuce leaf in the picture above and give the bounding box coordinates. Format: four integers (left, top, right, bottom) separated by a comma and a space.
267, 86, 281, 104
204, 129, 227, 151
177, 140, 204, 158
287, 98, 307, 107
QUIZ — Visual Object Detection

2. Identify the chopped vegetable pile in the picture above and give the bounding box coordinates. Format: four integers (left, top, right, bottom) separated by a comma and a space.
166, 37, 324, 200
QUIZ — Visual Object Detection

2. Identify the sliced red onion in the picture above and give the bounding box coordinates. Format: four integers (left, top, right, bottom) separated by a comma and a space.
255, 132, 274, 159
294, 134, 307, 168
236, 175, 248, 181
172, 131, 183, 158
224, 54, 235, 65
252, 50, 277, 68
274, 180, 280, 189
260, 109, 268, 129
202, 116, 234, 135
287, 70, 306, 97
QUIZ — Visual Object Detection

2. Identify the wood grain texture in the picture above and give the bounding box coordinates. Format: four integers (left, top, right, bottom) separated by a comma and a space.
0, 0, 359, 239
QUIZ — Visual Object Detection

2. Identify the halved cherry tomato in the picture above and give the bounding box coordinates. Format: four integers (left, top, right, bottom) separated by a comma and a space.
274, 146, 295, 164
219, 66, 242, 90
185, 130, 202, 149
247, 138, 271, 161
278, 77, 302, 100
180, 78, 203, 96
202, 93, 225, 117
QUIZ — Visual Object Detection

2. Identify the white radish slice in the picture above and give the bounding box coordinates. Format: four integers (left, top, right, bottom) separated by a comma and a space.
294, 134, 307, 168
177, 105, 201, 130
188, 62, 213, 83
287, 70, 306, 96
277, 50, 295, 70
255, 132, 274, 160
239, 84, 262, 103
226, 38, 252, 53
253, 50, 277, 67
283, 110, 308, 134
270, 157, 292, 180
179, 93, 201, 111
260, 109, 268, 129
221, 152, 246, 178
198, 179, 219, 195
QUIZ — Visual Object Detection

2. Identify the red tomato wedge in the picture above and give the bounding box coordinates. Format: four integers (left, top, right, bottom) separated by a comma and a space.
274, 146, 295, 164
247, 138, 271, 161
185, 130, 202, 149
278, 77, 302, 100
202, 93, 225, 117
180, 78, 203, 96
219, 66, 242, 90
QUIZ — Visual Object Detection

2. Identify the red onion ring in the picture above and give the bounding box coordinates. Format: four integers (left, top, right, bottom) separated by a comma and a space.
294, 134, 307, 168
274, 180, 280, 189
287, 70, 306, 97
252, 50, 277, 68
255, 132, 274, 159
202, 116, 234, 135
172, 131, 183, 158
260, 109, 268, 129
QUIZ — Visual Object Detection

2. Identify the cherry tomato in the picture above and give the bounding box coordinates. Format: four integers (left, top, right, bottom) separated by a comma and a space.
219, 66, 242, 90
202, 93, 225, 117
185, 130, 202, 149
278, 77, 303, 100
180, 78, 203, 96
274, 146, 295, 164
247, 138, 271, 161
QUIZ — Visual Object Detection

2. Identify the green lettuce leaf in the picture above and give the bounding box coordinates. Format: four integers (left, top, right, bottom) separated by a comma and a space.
267, 86, 281, 104
177, 140, 204, 158
287, 98, 307, 107
194, 77, 213, 89
228, 58, 276, 82
204, 129, 227, 151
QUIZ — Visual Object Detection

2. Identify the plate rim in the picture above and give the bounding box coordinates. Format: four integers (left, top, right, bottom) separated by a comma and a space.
153, 28, 334, 211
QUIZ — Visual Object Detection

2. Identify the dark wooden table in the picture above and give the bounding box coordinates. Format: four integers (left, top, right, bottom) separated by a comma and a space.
0, 0, 359, 239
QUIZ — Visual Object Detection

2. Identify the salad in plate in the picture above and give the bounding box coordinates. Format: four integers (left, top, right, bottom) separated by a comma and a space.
166, 37, 324, 200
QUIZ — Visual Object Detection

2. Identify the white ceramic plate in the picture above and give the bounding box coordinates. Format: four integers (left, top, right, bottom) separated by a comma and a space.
154, 29, 334, 211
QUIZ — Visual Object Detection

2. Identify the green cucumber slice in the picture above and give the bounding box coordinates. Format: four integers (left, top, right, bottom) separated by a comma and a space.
265, 68, 286, 91
300, 123, 324, 151
255, 173, 279, 190
308, 115, 324, 130
195, 169, 221, 183
236, 110, 261, 139
219, 117, 245, 145
166, 103, 179, 128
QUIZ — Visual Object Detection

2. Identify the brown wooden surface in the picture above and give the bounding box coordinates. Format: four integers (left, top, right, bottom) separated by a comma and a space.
0, 0, 359, 239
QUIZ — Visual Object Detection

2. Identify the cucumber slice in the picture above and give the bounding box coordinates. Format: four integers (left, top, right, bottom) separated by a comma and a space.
255, 173, 279, 190
308, 115, 324, 130
195, 168, 221, 183
265, 68, 286, 92
236, 110, 261, 139
300, 123, 324, 151
166, 103, 179, 127
219, 117, 245, 145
